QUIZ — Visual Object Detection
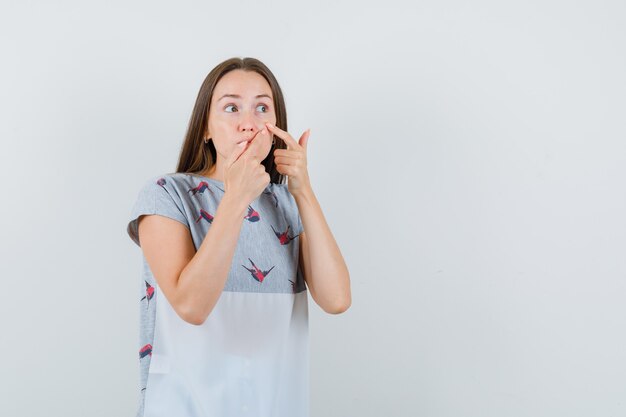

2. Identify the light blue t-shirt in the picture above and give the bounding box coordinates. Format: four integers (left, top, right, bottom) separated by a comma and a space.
127, 172, 309, 417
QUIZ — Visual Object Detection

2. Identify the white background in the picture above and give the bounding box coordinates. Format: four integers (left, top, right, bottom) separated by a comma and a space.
1, 1, 625, 416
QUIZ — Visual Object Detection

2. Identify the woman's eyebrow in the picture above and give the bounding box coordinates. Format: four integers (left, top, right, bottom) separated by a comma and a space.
218, 94, 272, 101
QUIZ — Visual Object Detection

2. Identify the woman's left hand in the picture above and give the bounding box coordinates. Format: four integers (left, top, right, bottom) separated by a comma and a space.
266, 122, 312, 197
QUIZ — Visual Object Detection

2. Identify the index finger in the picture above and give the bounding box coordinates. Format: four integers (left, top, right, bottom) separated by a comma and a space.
241, 128, 269, 158
225, 139, 249, 168
265, 123, 298, 149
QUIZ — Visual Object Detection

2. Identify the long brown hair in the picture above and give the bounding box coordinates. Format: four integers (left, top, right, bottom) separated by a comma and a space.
175, 57, 288, 184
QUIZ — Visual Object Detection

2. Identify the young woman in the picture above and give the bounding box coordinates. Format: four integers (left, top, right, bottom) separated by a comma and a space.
126, 57, 351, 417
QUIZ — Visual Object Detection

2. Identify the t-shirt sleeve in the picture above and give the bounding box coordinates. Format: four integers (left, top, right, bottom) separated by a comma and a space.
126, 175, 190, 247
280, 185, 304, 236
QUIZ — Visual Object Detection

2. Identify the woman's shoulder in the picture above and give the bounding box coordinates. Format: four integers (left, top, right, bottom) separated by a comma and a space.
139, 172, 200, 188
131, 173, 199, 203
136, 171, 177, 185
152, 171, 189, 182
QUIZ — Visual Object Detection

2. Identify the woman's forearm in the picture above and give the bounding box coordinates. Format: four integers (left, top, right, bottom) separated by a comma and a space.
177, 194, 248, 325
294, 187, 351, 313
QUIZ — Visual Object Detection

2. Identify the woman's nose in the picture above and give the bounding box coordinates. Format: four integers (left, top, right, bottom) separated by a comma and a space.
238, 111, 259, 132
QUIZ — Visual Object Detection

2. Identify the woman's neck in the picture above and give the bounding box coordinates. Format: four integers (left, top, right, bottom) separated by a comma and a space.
198, 165, 223, 182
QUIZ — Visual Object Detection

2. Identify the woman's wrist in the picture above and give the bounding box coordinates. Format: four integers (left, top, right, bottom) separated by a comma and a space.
219, 192, 249, 218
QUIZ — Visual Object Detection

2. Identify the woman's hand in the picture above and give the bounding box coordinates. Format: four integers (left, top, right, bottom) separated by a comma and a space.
223, 128, 272, 206
266, 122, 312, 197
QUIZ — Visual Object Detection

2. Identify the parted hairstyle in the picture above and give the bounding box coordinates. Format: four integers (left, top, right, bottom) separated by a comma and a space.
175, 57, 288, 184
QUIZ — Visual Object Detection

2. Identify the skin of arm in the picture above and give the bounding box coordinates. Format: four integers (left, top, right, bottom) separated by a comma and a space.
266, 122, 351, 314
139, 191, 246, 326
294, 186, 351, 314
176, 193, 249, 325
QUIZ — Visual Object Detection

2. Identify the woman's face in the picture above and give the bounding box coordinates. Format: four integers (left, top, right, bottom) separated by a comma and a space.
207, 69, 277, 163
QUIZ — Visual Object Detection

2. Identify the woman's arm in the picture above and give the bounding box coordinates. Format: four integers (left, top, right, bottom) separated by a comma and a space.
294, 187, 351, 314
266, 122, 351, 314
138, 193, 248, 325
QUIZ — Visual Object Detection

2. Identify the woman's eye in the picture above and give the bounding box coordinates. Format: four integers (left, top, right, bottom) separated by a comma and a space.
224, 104, 269, 113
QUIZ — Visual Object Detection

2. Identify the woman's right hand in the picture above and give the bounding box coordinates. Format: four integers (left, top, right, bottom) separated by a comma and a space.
223, 128, 272, 206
